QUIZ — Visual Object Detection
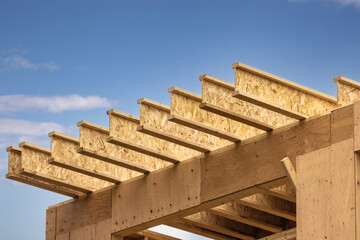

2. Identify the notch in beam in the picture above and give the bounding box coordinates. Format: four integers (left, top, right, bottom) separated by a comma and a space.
280, 157, 297, 190
137, 125, 213, 153
168, 115, 242, 142
232, 90, 308, 120
77, 147, 151, 174
18, 168, 94, 194
199, 102, 274, 131
107, 136, 180, 164
48, 158, 121, 184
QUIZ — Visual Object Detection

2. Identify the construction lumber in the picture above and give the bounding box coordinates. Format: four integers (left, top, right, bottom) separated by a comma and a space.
111, 108, 331, 235
137, 230, 181, 240
18, 168, 94, 194
168, 114, 242, 142
167, 220, 237, 240
256, 186, 296, 203
208, 207, 282, 233
107, 136, 180, 164
280, 157, 297, 190
258, 228, 296, 240
233, 62, 338, 115
232, 90, 308, 120
235, 198, 296, 221
48, 158, 121, 183
199, 74, 295, 137
18, 142, 102, 192
168, 87, 243, 142
78, 120, 149, 180
55, 188, 112, 235
182, 216, 255, 240
137, 125, 213, 153
199, 102, 274, 131
107, 109, 187, 166
49, 131, 115, 187
334, 76, 360, 105
138, 98, 220, 152
78, 147, 151, 174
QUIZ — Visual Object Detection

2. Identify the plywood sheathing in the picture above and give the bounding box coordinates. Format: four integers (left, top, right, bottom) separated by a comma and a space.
334, 76, 360, 105
200, 76, 295, 138
78, 121, 145, 181
19, 142, 103, 190
50, 133, 114, 188
108, 110, 174, 169
49, 132, 124, 185
233, 62, 338, 116
169, 87, 243, 140
138, 98, 228, 151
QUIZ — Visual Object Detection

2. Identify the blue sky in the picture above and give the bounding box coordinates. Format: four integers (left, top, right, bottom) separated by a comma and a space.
0, 0, 359, 239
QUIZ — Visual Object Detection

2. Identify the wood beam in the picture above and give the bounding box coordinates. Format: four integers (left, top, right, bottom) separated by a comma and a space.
182, 217, 255, 240
256, 186, 296, 203
48, 158, 121, 184
107, 136, 180, 164
280, 157, 297, 190
208, 208, 283, 233
137, 125, 213, 153
199, 102, 274, 131
137, 230, 181, 240
6, 173, 80, 197
236, 198, 296, 221
232, 90, 308, 120
167, 220, 237, 240
18, 168, 94, 194
168, 114, 242, 142
78, 147, 151, 174
258, 228, 296, 240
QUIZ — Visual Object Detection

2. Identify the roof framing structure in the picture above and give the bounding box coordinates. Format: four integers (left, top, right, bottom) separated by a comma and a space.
6, 62, 360, 240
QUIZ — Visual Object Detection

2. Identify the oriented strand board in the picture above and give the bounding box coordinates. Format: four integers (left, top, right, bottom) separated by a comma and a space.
334, 76, 360, 105
20, 143, 103, 191
7, 146, 21, 174
51, 133, 125, 185
139, 100, 228, 150
234, 64, 338, 116
79, 122, 145, 180
201, 78, 296, 138
109, 110, 191, 163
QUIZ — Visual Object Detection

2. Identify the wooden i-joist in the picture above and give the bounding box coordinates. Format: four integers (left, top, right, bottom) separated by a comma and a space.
5, 62, 360, 240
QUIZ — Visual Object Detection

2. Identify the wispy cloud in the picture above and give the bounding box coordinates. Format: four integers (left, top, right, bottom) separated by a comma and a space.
77, 66, 89, 72
0, 119, 65, 136
0, 94, 114, 113
1, 56, 60, 71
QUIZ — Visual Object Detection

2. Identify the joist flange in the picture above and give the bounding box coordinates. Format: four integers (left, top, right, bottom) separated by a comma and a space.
199, 102, 274, 131
107, 136, 180, 164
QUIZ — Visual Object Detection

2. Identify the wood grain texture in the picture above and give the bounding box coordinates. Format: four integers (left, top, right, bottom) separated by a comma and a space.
331, 104, 354, 144
46, 207, 57, 240
56, 188, 112, 234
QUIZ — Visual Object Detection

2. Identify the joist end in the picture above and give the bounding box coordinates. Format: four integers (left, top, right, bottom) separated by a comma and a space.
6, 146, 21, 152
137, 97, 146, 104
199, 74, 208, 81
77, 120, 86, 127
231, 62, 241, 69
48, 131, 56, 137
137, 125, 145, 132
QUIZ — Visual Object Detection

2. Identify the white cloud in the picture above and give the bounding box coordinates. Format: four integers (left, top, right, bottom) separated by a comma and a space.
0, 119, 65, 136
0, 94, 113, 113
2, 56, 60, 71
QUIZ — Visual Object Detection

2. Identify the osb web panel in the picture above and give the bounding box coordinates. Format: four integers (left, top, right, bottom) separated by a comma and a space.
170, 91, 245, 138
140, 102, 229, 150
108, 113, 172, 169
336, 81, 360, 105
110, 112, 193, 162
235, 68, 338, 116
51, 136, 114, 188
79, 124, 144, 180
202, 79, 296, 138
21, 146, 102, 190
8, 149, 21, 174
